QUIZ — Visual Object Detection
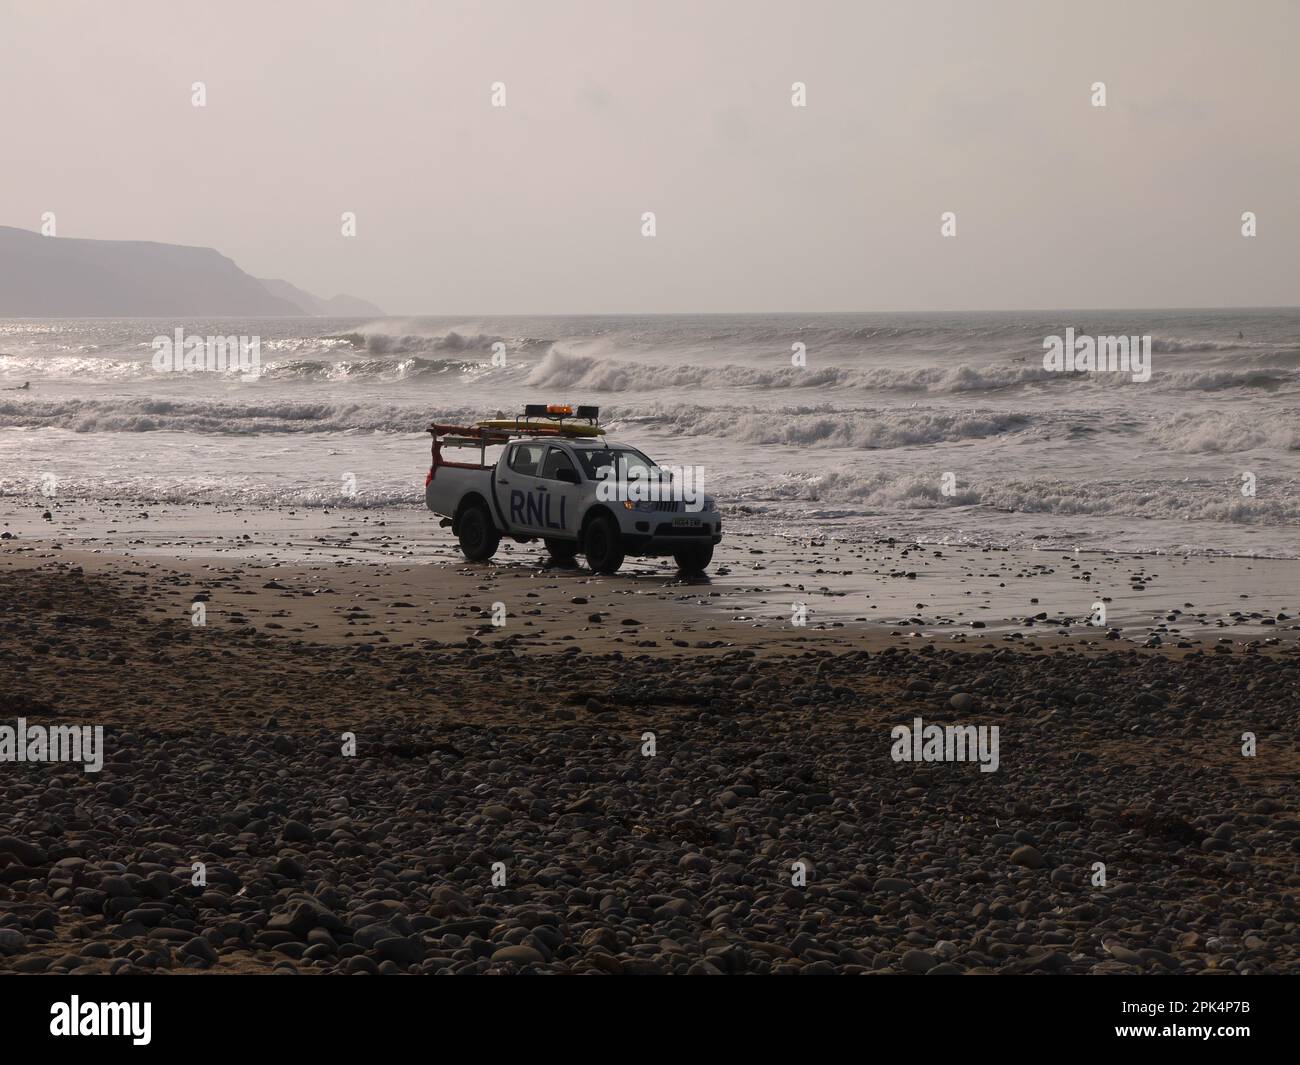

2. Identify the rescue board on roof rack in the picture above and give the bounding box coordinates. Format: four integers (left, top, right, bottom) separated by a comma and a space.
472, 403, 604, 437
473, 419, 605, 437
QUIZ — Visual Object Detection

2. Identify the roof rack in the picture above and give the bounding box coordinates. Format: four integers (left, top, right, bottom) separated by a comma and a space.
426, 422, 594, 443
427, 406, 603, 470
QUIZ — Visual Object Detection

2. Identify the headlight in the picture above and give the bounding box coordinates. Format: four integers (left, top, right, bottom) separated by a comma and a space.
622, 500, 656, 512
703, 497, 716, 512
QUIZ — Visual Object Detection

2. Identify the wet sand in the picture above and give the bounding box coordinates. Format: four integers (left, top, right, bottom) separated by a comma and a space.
4, 497, 1299, 654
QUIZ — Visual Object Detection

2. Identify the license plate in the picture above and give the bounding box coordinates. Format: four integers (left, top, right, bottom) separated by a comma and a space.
672, 517, 702, 528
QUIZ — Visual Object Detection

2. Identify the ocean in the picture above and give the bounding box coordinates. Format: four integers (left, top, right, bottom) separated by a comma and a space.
2, 310, 1298, 558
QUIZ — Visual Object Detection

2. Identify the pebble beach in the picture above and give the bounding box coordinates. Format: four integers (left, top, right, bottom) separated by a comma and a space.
1, 502, 1296, 975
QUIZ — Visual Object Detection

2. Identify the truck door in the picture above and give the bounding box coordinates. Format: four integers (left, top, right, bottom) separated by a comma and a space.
535, 445, 580, 538
497, 441, 550, 533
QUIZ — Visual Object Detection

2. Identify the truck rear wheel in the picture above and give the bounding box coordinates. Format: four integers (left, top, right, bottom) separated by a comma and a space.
457, 503, 500, 561
583, 515, 625, 574
672, 543, 713, 575
544, 537, 579, 563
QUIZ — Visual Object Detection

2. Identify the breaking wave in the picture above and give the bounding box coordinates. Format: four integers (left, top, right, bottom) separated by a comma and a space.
259, 355, 481, 382
325, 329, 550, 356
1146, 410, 1300, 453
757, 470, 1300, 525
0, 398, 445, 434
524, 349, 1300, 395
6, 397, 1299, 461
623, 406, 1035, 448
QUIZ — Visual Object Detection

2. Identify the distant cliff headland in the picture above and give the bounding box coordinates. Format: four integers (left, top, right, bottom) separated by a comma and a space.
0, 226, 383, 317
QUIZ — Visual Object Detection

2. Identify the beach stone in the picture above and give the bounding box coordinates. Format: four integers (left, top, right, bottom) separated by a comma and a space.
100, 875, 135, 898
275, 856, 306, 880
281, 820, 313, 843
0, 837, 47, 866
374, 937, 424, 965
580, 928, 620, 952
350, 923, 400, 949
1138, 948, 1180, 971
1010, 845, 1045, 869
179, 937, 218, 965
491, 944, 544, 966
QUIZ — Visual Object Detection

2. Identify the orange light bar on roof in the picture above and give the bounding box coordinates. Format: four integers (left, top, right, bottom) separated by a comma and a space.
547, 404, 573, 415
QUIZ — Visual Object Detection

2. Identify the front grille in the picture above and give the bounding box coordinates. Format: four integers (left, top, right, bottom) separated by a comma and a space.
653, 501, 680, 512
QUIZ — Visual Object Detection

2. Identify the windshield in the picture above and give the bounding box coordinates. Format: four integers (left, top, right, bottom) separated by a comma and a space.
576, 447, 656, 482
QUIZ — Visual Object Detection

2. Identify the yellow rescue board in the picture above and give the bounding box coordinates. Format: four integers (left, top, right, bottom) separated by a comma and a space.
474, 419, 605, 437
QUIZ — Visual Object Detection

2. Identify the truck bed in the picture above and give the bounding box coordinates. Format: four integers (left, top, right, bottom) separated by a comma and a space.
425, 463, 497, 523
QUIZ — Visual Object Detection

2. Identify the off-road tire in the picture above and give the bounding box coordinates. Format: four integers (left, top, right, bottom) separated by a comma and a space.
672, 543, 713, 575
544, 537, 579, 563
457, 503, 501, 561
583, 515, 625, 574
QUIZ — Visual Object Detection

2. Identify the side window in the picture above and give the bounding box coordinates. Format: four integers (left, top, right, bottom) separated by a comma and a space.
509, 442, 547, 476
540, 447, 577, 481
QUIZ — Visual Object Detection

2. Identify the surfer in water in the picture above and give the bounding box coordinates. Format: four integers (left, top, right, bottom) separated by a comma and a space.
1, 381, 30, 391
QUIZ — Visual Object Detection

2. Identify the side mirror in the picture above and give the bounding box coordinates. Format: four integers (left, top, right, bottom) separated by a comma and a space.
555, 468, 580, 484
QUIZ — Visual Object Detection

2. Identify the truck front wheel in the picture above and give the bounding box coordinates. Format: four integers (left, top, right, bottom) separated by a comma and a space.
583, 515, 625, 574
544, 538, 579, 563
457, 504, 501, 561
672, 543, 713, 575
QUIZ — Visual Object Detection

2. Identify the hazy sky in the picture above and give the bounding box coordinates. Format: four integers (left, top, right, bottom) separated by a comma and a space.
2, 0, 1296, 314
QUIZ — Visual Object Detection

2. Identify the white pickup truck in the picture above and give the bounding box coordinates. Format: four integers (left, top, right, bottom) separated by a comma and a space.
423, 423, 722, 575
